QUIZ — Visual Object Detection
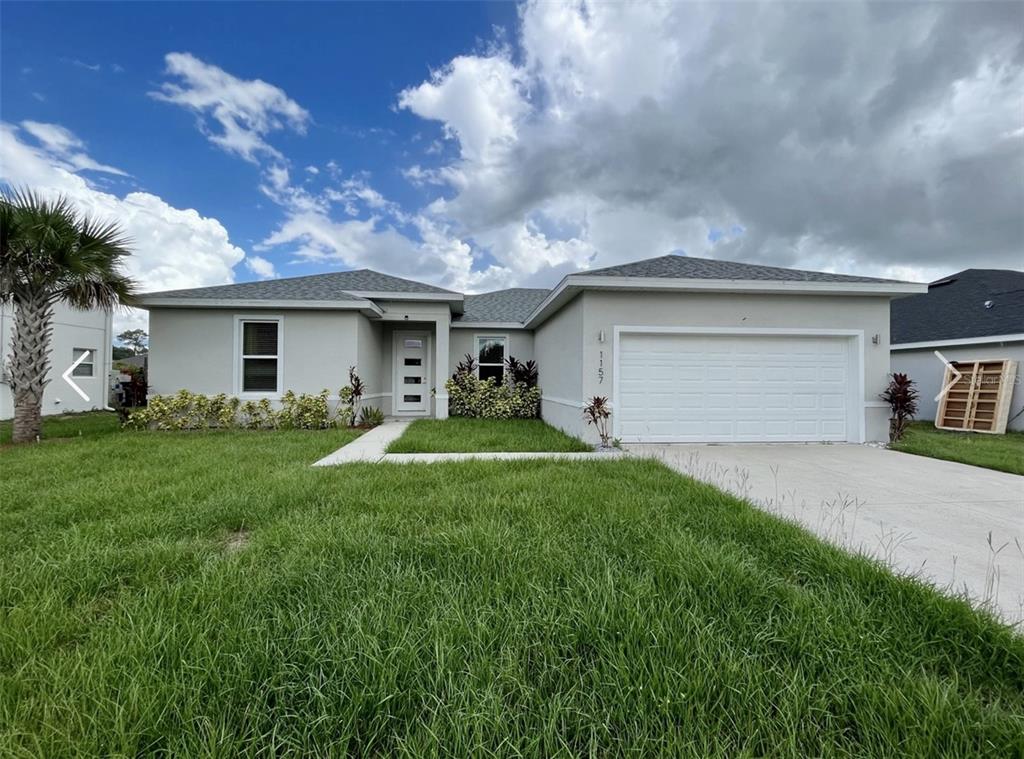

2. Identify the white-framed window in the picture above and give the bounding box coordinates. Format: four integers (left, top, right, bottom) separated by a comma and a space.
476, 335, 507, 383
237, 318, 282, 394
72, 348, 95, 377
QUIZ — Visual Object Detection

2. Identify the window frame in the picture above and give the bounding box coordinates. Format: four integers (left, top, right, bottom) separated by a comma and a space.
234, 315, 284, 396
475, 334, 508, 384
72, 348, 95, 378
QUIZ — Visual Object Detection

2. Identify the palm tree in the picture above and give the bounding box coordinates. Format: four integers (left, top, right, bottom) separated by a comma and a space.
1, 188, 136, 443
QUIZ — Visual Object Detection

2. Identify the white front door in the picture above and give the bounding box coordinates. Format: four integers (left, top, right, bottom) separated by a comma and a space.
394, 331, 430, 415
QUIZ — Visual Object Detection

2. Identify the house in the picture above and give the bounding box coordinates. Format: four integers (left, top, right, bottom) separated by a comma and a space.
890, 269, 1024, 431
137, 254, 925, 444
0, 301, 113, 419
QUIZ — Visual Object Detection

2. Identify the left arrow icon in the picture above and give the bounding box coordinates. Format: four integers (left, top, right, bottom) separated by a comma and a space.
62, 350, 91, 401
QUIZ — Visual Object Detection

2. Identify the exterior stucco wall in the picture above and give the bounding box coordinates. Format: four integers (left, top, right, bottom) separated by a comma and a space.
891, 341, 1024, 431
1, 302, 112, 419
578, 291, 894, 443
356, 315, 388, 413
533, 294, 585, 437
148, 308, 360, 400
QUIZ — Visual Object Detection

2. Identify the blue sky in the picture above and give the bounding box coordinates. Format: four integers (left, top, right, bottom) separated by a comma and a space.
2, 1, 1021, 332
2, 2, 518, 285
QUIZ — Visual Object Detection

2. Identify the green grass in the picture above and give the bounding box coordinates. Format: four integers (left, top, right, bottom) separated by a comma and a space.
1, 430, 1022, 756
385, 417, 592, 453
0, 410, 121, 445
893, 420, 1024, 475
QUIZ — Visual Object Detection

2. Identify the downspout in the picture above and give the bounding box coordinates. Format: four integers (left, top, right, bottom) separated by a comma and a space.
103, 309, 115, 411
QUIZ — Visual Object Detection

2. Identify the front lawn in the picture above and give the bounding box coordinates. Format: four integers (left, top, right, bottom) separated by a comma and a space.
1, 430, 1022, 756
893, 420, 1024, 475
0, 409, 120, 444
385, 416, 591, 453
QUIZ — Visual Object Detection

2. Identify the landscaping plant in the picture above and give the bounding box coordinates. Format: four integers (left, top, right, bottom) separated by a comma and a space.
0, 188, 136, 443
446, 355, 541, 419
357, 405, 385, 428
583, 395, 612, 447
880, 372, 919, 443
339, 366, 366, 427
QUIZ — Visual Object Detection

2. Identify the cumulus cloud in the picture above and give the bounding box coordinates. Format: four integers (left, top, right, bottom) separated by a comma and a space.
150, 52, 310, 163
398, 0, 1024, 285
245, 255, 277, 279
0, 122, 248, 330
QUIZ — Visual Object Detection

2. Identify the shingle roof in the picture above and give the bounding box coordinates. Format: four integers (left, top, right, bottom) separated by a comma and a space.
891, 269, 1024, 344
583, 254, 904, 284
457, 288, 551, 323
143, 269, 458, 301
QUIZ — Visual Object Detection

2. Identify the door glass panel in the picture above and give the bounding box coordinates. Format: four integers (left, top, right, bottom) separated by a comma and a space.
403, 395, 421, 403
404, 376, 422, 384
403, 358, 422, 366
404, 339, 423, 348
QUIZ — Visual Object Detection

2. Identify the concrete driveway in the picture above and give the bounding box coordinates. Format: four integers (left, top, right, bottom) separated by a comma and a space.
627, 443, 1024, 625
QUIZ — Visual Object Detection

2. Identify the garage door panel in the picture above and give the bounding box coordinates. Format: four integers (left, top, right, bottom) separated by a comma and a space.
617, 333, 853, 443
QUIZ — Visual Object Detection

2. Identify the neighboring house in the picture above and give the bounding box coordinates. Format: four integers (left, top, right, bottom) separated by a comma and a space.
890, 269, 1024, 431
137, 254, 925, 444
0, 301, 113, 419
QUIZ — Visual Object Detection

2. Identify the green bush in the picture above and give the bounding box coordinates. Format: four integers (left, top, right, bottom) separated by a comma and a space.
125, 389, 340, 431
445, 372, 541, 419
357, 405, 385, 428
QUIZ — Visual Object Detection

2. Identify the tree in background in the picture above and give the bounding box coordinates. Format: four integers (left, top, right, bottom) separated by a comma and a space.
117, 328, 148, 355
0, 188, 136, 443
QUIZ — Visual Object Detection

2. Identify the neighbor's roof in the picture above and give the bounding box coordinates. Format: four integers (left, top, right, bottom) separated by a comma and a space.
582, 254, 904, 284
457, 288, 552, 324
142, 269, 459, 301
891, 269, 1024, 345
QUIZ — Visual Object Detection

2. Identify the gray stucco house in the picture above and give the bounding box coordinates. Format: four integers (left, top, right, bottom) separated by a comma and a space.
890, 268, 1023, 431
138, 254, 925, 443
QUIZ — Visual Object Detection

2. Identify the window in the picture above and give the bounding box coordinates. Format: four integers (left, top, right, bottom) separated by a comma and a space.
239, 320, 280, 393
72, 348, 94, 377
476, 336, 506, 383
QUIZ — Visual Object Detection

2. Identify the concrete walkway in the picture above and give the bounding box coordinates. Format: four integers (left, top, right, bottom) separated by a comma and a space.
629, 443, 1024, 625
312, 420, 624, 466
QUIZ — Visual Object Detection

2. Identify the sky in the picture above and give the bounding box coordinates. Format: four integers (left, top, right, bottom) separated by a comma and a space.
2, 1, 1022, 333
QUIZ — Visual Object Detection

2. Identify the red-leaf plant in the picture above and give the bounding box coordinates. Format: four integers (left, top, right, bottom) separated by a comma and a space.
583, 395, 612, 447
880, 372, 919, 442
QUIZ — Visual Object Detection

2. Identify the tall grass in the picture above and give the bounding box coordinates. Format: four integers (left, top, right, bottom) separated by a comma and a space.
1, 429, 1021, 756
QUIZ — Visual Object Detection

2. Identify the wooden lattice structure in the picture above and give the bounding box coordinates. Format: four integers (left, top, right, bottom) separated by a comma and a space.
935, 359, 1018, 434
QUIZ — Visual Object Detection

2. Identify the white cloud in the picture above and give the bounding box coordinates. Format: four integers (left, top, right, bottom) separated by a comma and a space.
304, 165, 319, 175
245, 255, 277, 279
21, 120, 129, 176
398, 54, 529, 164
396, 0, 1024, 285
150, 52, 310, 163
0, 122, 247, 330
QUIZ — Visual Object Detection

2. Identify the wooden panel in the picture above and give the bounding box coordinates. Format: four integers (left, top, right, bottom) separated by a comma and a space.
935, 359, 1017, 435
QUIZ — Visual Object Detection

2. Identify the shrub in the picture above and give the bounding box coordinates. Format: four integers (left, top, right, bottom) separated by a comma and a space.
505, 357, 539, 388
446, 370, 541, 419
280, 389, 332, 430
358, 405, 385, 428
125, 389, 342, 431
583, 396, 611, 447
880, 373, 919, 443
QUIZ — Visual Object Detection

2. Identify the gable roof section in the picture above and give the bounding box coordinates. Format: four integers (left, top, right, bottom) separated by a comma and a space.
455, 288, 551, 325
584, 254, 903, 284
136, 269, 462, 315
142, 269, 457, 301
891, 269, 1024, 345
524, 254, 926, 328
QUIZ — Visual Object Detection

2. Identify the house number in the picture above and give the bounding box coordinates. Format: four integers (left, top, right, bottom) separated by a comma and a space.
598, 350, 604, 384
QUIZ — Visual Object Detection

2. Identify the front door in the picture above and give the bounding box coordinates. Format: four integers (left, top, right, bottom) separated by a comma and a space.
394, 331, 430, 415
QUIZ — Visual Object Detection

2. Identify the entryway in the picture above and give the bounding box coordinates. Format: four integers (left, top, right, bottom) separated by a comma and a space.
393, 331, 430, 415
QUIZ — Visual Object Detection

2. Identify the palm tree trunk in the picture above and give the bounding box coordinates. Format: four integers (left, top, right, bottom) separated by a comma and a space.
9, 292, 54, 443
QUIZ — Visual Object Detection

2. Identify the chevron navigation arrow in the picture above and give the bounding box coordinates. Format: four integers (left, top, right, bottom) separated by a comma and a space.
61, 350, 91, 402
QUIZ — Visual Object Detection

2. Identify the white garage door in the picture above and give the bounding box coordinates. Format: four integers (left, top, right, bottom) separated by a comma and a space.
617, 332, 854, 443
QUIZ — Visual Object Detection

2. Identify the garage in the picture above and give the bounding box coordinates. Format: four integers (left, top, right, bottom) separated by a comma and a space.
615, 329, 861, 443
